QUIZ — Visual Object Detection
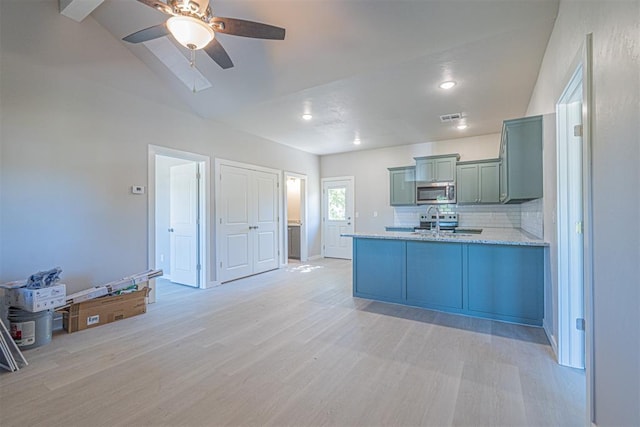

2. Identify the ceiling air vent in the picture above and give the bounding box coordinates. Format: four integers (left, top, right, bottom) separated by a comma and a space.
439, 113, 462, 123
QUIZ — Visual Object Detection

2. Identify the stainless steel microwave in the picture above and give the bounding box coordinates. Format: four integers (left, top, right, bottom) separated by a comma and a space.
416, 182, 456, 204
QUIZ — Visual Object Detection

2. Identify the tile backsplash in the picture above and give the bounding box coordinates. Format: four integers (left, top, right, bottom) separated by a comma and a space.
520, 198, 543, 238
393, 199, 544, 236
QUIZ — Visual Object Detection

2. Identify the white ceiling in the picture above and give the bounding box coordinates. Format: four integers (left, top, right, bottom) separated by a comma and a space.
91, 0, 559, 155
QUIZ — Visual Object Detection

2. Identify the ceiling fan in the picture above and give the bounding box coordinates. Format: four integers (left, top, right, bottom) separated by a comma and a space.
122, 0, 286, 70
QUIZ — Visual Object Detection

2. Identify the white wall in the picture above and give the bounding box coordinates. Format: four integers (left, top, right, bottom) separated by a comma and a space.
286, 178, 301, 223
0, 1, 321, 292
320, 134, 500, 232
526, 1, 640, 425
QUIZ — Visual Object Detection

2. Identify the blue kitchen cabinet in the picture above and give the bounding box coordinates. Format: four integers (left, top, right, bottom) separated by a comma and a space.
467, 244, 544, 324
353, 238, 404, 303
351, 237, 545, 326
406, 241, 463, 310
456, 159, 500, 204
500, 115, 543, 203
414, 154, 460, 182
388, 166, 416, 206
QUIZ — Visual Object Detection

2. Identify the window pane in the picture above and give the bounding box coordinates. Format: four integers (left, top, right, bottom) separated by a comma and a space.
328, 188, 346, 221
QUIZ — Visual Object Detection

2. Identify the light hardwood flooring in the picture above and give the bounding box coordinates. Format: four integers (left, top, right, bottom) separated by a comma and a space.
0, 258, 585, 426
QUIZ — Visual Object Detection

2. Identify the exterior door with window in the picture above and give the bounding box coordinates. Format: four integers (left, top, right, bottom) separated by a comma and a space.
322, 178, 354, 259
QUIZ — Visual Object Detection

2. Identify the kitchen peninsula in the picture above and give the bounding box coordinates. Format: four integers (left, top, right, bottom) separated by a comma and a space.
344, 229, 548, 326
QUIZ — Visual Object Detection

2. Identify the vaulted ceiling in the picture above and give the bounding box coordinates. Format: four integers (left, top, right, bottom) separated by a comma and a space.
90, 0, 559, 155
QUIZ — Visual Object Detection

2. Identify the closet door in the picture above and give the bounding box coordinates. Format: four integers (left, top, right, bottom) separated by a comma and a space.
252, 170, 279, 274
218, 164, 279, 282
219, 165, 253, 282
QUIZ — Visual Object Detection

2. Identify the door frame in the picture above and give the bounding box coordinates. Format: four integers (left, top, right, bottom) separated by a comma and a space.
555, 34, 595, 425
556, 63, 584, 369
148, 145, 211, 297
215, 158, 282, 281
321, 176, 355, 259
283, 171, 308, 263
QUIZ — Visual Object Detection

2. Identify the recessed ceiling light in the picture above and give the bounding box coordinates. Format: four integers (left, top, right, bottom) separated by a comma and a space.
353, 138, 361, 145
439, 81, 457, 90
302, 113, 312, 121
457, 124, 468, 130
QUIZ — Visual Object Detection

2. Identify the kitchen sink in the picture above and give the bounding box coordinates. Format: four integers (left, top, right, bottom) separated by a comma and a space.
453, 228, 483, 234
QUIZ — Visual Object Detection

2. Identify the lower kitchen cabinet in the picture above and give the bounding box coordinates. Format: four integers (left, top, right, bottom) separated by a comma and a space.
406, 242, 463, 310
467, 244, 544, 323
352, 237, 545, 326
353, 238, 404, 303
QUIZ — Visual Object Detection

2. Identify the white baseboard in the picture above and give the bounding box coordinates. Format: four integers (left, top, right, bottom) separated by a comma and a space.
205, 280, 223, 288
543, 320, 558, 360
307, 254, 323, 261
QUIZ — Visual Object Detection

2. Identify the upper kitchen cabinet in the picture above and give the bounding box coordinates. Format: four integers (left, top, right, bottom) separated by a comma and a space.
388, 166, 416, 206
499, 116, 543, 203
457, 159, 500, 204
414, 154, 460, 183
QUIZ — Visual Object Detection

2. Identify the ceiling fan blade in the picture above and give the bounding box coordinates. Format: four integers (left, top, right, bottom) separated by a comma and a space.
203, 38, 234, 69
136, 0, 173, 15
212, 17, 285, 40
122, 23, 170, 44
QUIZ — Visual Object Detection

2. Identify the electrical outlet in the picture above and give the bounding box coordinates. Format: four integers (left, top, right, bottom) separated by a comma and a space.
373, 211, 378, 217
131, 185, 145, 194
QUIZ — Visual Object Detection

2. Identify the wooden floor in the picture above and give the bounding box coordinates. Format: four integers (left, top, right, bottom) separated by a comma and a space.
0, 259, 585, 426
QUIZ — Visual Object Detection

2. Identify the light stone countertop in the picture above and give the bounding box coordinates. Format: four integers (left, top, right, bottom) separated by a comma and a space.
343, 227, 548, 247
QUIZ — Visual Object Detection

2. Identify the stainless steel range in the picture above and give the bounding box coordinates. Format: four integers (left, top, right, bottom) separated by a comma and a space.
415, 212, 458, 232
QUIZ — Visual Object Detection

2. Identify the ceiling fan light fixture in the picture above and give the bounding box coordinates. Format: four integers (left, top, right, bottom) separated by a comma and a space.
167, 16, 215, 50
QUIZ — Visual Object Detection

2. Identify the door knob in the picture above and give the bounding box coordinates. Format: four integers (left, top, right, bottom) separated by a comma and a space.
168, 228, 174, 232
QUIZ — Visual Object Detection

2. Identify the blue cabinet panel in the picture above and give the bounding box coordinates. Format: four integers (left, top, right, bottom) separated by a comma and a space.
353, 239, 404, 302
467, 245, 544, 324
406, 242, 463, 309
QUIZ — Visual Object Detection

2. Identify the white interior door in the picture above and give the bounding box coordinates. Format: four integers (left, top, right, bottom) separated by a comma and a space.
219, 165, 279, 282
253, 170, 279, 274
219, 165, 253, 282
322, 177, 354, 259
170, 162, 199, 287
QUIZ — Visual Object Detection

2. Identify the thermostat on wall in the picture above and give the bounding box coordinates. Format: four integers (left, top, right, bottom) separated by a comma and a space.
131, 185, 145, 194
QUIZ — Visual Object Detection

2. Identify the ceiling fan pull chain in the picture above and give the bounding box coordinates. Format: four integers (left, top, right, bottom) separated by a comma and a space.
190, 49, 197, 93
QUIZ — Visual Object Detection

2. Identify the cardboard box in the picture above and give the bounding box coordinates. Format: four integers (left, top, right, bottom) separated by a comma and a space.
8, 284, 67, 312
62, 288, 148, 333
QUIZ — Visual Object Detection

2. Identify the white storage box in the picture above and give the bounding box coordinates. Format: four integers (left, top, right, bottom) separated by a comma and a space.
8, 284, 67, 312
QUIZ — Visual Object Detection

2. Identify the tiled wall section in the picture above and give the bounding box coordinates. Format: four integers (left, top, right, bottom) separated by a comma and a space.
393, 204, 522, 229
520, 198, 544, 238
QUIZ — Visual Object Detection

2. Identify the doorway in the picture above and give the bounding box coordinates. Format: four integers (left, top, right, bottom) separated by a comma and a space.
322, 177, 355, 259
148, 146, 210, 296
556, 35, 595, 425
556, 65, 585, 369
284, 172, 308, 263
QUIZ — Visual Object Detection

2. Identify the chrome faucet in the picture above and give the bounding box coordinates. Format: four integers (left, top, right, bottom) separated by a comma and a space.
426, 206, 441, 235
